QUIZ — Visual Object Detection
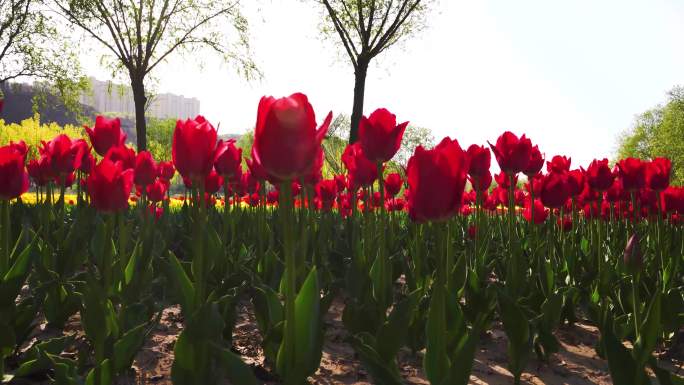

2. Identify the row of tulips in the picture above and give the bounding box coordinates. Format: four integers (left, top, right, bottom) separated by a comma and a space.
0, 92, 682, 385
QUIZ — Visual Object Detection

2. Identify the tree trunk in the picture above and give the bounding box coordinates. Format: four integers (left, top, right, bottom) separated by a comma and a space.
349, 60, 369, 144
131, 77, 148, 151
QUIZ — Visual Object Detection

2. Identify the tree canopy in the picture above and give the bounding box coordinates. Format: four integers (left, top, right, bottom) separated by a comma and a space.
1, 0, 86, 115
315, 0, 431, 142
53, 0, 258, 150
617, 86, 684, 185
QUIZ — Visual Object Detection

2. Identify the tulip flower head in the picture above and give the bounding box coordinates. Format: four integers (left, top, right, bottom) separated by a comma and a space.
646, 157, 671, 191
0, 142, 29, 200
488, 131, 533, 175
358, 108, 408, 163
85, 116, 127, 156
252, 93, 331, 181
87, 158, 134, 212
406, 137, 469, 223
585, 158, 615, 192
342, 143, 378, 188
173, 115, 218, 183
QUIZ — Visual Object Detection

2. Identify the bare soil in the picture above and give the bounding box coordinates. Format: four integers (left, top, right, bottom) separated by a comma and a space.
16, 297, 684, 385
116, 298, 668, 385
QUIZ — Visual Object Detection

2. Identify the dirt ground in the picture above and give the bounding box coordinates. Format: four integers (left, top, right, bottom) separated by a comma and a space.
15, 296, 683, 385
115, 297, 679, 385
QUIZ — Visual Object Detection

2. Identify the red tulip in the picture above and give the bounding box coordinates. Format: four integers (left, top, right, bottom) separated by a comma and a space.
523, 198, 548, 224
42, 134, 86, 177
558, 216, 573, 232
241, 171, 260, 195
605, 178, 627, 203
566, 169, 585, 197
79, 153, 96, 174
267, 189, 279, 205
147, 178, 169, 203
342, 143, 378, 188
339, 193, 352, 217
386, 197, 406, 212
488, 131, 532, 174
466, 144, 491, 178
463, 190, 476, 205
514, 189, 526, 207
523, 145, 544, 177
483, 193, 498, 211
87, 158, 134, 212
662, 187, 684, 214
85, 116, 127, 156
214, 139, 243, 179
56, 172, 76, 188
246, 154, 269, 182
204, 169, 223, 195
585, 158, 614, 191
406, 137, 469, 222
303, 148, 324, 186
358, 108, 408, 163
134, 151, 157, 187
157, 161, 176, 181
546, 155, 571, 174
384, 173, 403, 197
247, 193, 260, 207
173, 115, 218, 180
524, 173, 543, 197
467, 225, 477, 239
252, 93, 332, 181
334, 174, 348, 191
616, 158, 646, 191
27, 156, 53, 186
105, 146, 136, 170
493, 186, 510, 207
469, 171, 492, 193
539, 172, 570, 208
316, 179, 337, 210
371, 191, 383, 208
291, 180, 302, 197
494, 171, 517, 189
0, 142, 29, 200
149, 206, 164, 220
646, 157, 671, 191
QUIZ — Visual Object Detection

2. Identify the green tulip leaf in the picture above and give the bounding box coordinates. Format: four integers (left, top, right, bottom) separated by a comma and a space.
165, 251, 195, 315
424, 283, 449, 385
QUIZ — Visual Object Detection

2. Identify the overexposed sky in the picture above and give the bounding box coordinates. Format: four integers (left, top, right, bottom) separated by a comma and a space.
80, 0, 684, 167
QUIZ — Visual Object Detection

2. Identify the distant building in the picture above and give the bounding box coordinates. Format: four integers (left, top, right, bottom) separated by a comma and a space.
80, 77, 200, 120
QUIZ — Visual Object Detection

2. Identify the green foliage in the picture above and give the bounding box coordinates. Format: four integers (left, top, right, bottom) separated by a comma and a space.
617, 86, 684, 185
236, 130, 254, 167
0, 0, 86, 116
53, 0, 259, 149
396, 124, 435, 167
0, 116, 85, 159
147, 118, 176, 161
323, 114, 350, 176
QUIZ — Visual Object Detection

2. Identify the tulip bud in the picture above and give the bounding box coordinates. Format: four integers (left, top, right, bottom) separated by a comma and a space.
623, 233, 642, 272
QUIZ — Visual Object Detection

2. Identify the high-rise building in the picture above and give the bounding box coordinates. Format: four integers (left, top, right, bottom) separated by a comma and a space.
79, 77, 200, 120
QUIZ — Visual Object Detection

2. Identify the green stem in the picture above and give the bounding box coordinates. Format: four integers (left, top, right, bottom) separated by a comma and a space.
376, 162, 388, 308
280, 181, 296, 381
0, 200, 9, 275
656, 192, 665, 289
632, 273, 640, 340
597, 194, 603, 281
195, 180, 207, 305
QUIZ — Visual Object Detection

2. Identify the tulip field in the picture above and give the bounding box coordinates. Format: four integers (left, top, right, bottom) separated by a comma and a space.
0, 93, 683, 385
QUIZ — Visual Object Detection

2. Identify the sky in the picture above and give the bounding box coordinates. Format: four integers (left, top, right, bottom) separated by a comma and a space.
80, 0, 684, 168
